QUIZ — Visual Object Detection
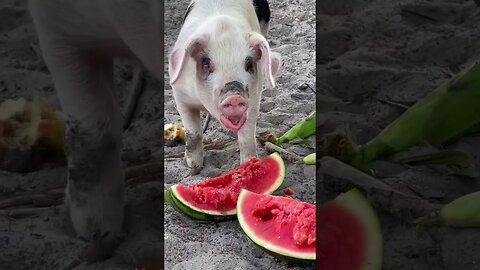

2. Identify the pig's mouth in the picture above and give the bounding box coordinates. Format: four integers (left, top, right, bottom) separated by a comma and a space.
218, 95, 248, 132
220, 114, 247, 131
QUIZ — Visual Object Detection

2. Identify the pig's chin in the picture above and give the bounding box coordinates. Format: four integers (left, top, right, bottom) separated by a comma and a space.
220, 114, 247, 131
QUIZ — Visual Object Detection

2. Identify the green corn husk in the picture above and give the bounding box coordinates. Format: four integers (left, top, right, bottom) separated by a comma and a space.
276, 111, 316, 146
321, 63, 480, 168
303, 153, 316, 165
356, 63, 480, 166
440, 191, 480, 227
416, 191, 480, 227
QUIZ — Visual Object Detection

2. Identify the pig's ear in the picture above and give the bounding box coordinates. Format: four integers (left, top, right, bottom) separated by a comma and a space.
248, 32, 281, 89
169, 48, 187, 85
270, 51, 281, 78
169, 36, 209, 85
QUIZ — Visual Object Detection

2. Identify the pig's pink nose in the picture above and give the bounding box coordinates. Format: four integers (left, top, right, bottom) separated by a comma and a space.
220, 95, 248, 119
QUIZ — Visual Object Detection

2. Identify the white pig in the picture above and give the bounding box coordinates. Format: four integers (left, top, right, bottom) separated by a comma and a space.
169, 0, 281, 174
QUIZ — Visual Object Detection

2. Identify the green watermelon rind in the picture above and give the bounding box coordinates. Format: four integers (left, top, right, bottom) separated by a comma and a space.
236, 188, 316, 261
259, 152, 285, 195
334, 188, 383, 270
164, 188, 209, 220
166, 152, 285, 218
170, 184, 238, 217
166, 187, 235, 221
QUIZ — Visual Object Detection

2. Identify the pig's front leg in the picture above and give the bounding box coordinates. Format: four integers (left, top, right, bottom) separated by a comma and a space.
237, 106, 260, 163
30, 8, 125, 261
176, 104, 204, 175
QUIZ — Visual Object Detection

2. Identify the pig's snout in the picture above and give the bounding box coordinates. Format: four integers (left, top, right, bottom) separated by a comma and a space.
221, 95, 248, 115
219, 95, 248, 131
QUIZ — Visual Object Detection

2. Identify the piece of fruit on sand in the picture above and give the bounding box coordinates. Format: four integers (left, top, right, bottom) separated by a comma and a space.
317, 189, 383, 270
164, 152, 285, 220
164, 123, 185, 146
236, 188, 316, 264
0, 98, 65, 153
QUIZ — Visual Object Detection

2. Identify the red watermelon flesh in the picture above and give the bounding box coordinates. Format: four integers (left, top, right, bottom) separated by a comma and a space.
317, 189, 383, 270
172, 153, 285, 215
317, 202, 366, 269
237, 189, 316, 260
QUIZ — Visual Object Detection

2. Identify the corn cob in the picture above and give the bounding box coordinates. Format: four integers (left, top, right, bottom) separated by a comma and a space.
320, 63, 480, 168
440, 191, 480, 228
303, 153, 316, 165
276, 111, 316, 146
354, 63, 480, 166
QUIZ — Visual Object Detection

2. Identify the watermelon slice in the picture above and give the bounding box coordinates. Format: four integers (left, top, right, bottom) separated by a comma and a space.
236, 188, 383, 268
165, 152, 285, 220
236, 189, 316, 262
317, 189, 383, 270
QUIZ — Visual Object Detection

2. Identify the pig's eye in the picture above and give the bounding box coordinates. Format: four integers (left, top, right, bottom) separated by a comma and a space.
201, 56, 212, 74
245, 56, 255, 74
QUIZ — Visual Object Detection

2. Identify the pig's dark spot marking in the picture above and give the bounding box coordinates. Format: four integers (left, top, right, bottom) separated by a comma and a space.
183, 2, 195, 24
221, 81, 249, 97
184, 130, 203, 175
64, 118, 122, 193
185, 130, 202, 153
253, 0, 270, 24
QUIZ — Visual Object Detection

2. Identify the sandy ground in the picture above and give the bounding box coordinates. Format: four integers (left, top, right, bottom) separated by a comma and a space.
0, 0, 165, 269
163, 0, 316, 269
318, 0, 480, 269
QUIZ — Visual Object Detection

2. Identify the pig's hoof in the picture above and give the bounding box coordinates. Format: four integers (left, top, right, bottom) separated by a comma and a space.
185, 150, 204, 172
81, 231, 125, 264
66, 189, 125, 250
186, 165, 202, 176
184, 156, 203, 176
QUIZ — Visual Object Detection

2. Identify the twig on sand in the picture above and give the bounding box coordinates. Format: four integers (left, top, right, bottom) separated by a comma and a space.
202, 113, 211, 134
377, 98, 410, 110
0, 188, 64, 209
297, 82, 316, 94
0, 206, 61, 218
0, 160, 164, 211
123, 68, 146, 130
264, 142, 303, 164
164, 138, 236, 159
125, 160, 163, 179
203, 138, 236, 150
319, 156, 440, 220
400, 8, 438, 22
